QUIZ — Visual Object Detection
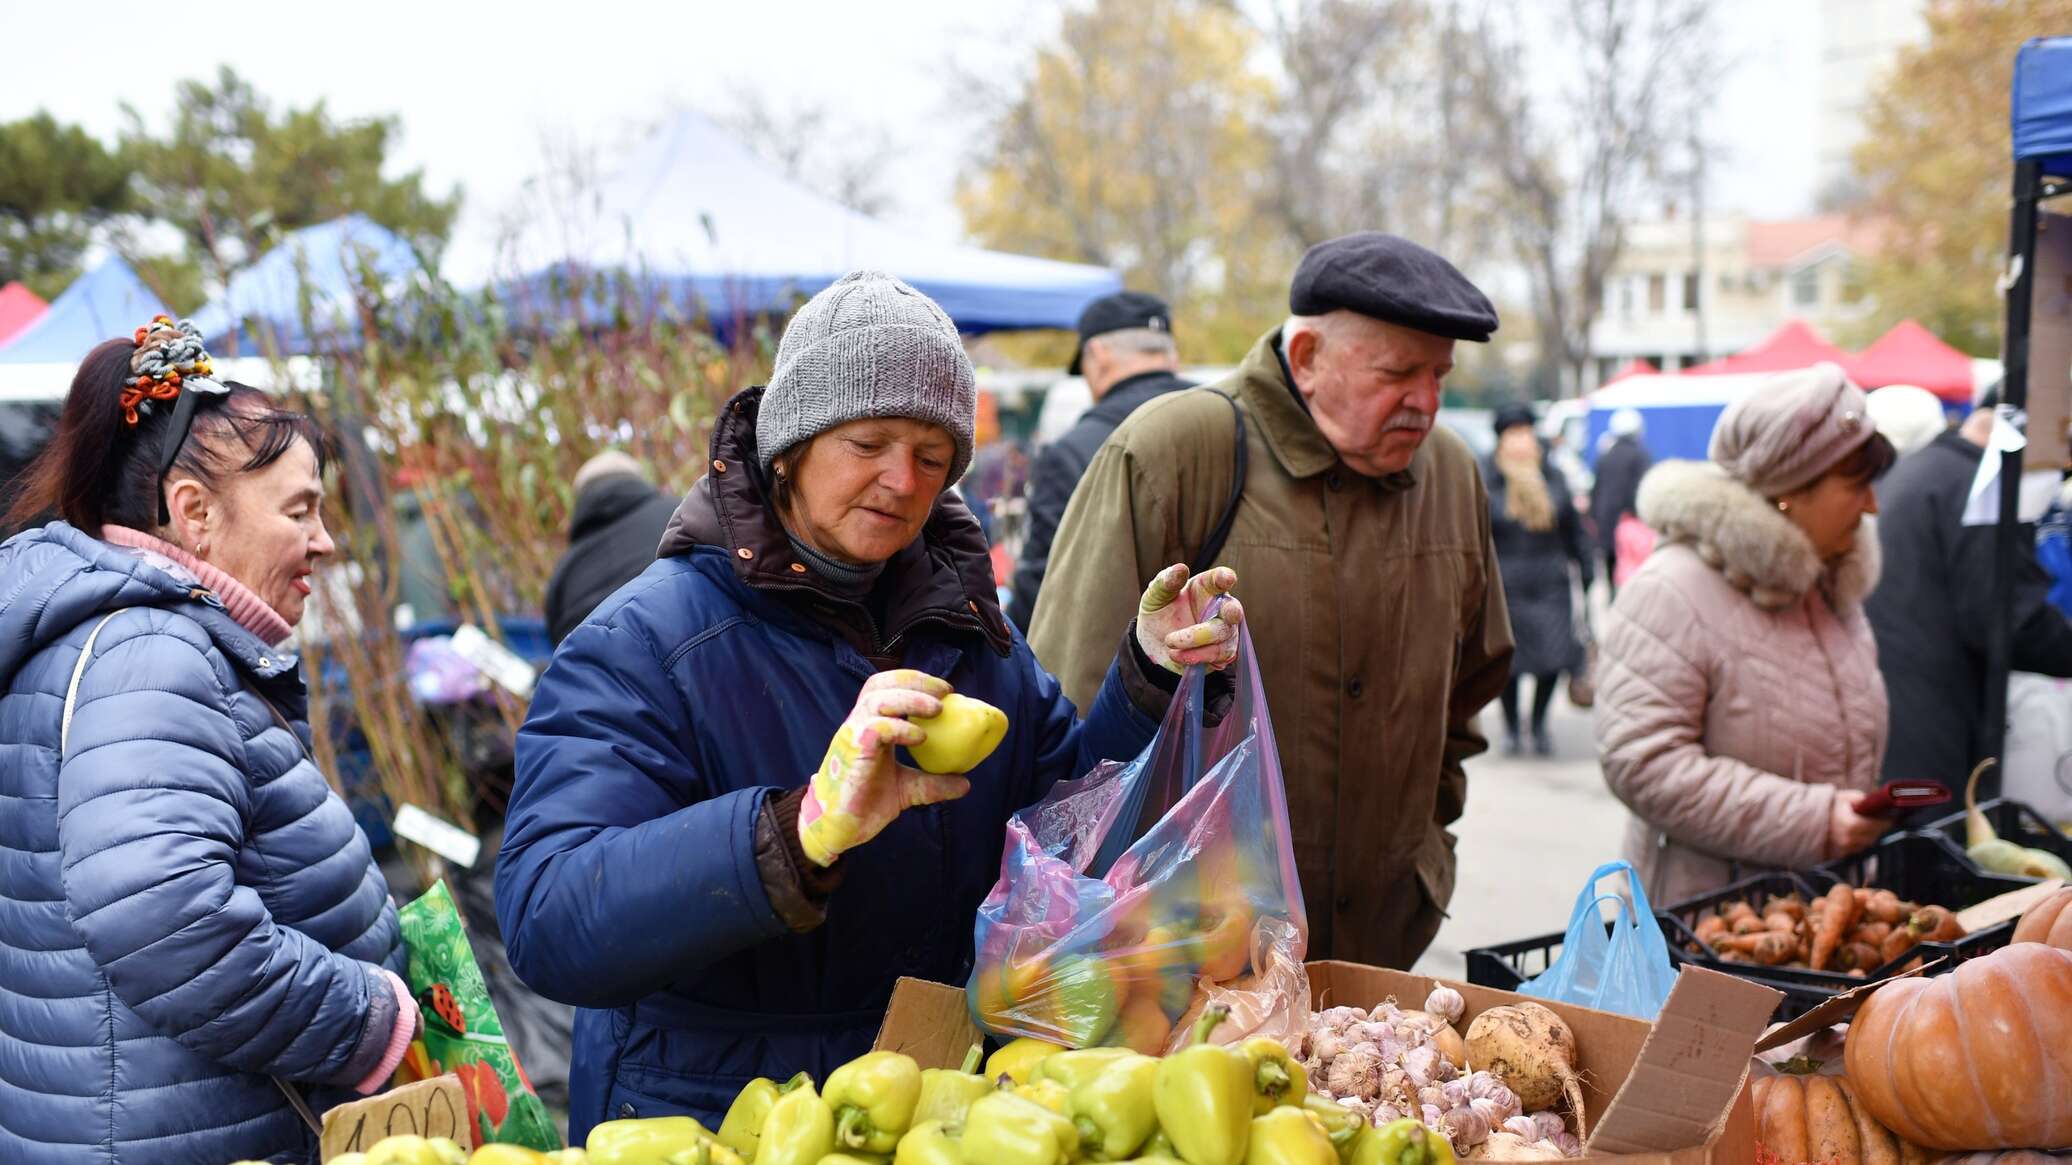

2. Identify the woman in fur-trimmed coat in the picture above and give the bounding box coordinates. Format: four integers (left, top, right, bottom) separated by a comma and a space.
1595, 365, 1899, 903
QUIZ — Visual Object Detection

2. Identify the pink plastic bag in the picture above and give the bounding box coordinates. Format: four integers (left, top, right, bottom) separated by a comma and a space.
966, 622, 1307, 1052
1614, 513, 1656, 587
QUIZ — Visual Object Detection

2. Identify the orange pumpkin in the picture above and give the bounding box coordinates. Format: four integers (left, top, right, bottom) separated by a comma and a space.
1936, 1155, 2072, 1164
2011, 886, 2072, 950
1844, 944, 2072, 1150
1751, 1073, 1934, 1165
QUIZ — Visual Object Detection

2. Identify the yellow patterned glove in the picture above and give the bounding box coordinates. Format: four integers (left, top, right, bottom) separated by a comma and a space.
798, 670, 973, 867
1134, 564, 1244, 673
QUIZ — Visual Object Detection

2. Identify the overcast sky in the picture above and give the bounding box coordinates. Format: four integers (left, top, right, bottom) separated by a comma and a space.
1, 0, 1821, 272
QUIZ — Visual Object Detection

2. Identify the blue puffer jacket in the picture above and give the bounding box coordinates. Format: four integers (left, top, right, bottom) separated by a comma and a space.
497, 390, 1163, 1137
0, 523, 405, 1165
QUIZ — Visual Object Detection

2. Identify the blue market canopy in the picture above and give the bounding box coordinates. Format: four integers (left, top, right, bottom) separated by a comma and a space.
478, 112, 1120, 334
2014, 37, 2072, 177
0, 257, 170, 364
190, 215, 422, 355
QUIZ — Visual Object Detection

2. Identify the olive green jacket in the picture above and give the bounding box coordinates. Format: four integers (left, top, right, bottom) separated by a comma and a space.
1028, 330, 1514, 967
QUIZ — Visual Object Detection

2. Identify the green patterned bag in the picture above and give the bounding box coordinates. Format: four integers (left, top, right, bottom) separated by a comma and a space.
396, 880, 562, 1149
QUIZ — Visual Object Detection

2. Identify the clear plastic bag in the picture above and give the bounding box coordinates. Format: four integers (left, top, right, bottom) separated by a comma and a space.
967, 622, 1307, 1052
1518, 860, 1678, 1020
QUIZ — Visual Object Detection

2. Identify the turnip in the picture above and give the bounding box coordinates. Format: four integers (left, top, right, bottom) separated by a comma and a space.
1464, 1003, 1588, 1138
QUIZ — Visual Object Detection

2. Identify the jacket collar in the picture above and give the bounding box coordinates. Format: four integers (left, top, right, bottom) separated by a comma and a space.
1234, 329, 1418, 491
1086, 370, 1188, 426
1637, 459, 1881, 612
658, 387, 1014, 657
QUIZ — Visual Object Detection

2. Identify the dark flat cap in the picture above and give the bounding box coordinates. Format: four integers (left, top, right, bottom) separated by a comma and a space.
1069, 290, 1173, 375
1290, 232, 1498, 342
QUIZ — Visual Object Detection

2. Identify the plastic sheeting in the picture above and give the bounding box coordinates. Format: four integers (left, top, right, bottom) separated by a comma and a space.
472, 112, 1119, 334
0, 258, 169, 364
189, 215, 422, 355
2014, 37, 2072, 176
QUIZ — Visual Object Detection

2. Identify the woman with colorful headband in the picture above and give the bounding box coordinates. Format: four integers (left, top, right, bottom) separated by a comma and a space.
0, 319, 419, 1164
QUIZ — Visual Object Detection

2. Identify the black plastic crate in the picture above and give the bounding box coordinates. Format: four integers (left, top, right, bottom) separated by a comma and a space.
1917, 797, 2072, 879
1465, 918, 1690, 993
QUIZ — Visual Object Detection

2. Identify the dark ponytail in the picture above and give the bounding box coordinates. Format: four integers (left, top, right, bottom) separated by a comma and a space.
4, 336, 329, 534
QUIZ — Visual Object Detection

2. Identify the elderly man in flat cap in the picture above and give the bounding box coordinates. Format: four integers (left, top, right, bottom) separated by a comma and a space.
1029, 232, 1514, 967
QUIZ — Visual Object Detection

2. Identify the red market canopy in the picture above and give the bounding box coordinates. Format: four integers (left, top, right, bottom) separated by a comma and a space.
1846, 318, 1976, 404
1682, 319, 1853, 376
1602, 358, 1657, 387
0, 282, 46, 345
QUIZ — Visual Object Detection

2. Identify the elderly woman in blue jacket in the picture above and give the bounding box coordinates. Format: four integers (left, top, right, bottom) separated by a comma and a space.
0, 320, 417, 1165
497, 272, 1244, 1136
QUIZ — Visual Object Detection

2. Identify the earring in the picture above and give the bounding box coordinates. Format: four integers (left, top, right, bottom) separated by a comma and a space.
1777, 500, 1790, 513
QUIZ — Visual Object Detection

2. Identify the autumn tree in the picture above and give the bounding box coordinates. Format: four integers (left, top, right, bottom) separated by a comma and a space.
1852, 0, 2072, 357
1461, 0, 1717, 395
119, 67, 460, 299
0, 113, 131, 297
717, 92, 902, 218
955, 0, 1287, 358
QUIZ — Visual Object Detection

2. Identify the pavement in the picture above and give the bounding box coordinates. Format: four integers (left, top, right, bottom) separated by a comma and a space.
1410, 690, 1633, 984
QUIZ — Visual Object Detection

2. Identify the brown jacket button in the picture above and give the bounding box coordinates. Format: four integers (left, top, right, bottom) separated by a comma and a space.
737, 548, 754, 560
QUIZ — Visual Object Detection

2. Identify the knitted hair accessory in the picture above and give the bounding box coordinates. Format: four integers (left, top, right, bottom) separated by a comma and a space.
124, 315, 226, 426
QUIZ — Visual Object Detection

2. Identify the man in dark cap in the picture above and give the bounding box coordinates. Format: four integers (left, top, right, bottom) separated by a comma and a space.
1030, 232, 1515, 967
1007, 291, 1192, 630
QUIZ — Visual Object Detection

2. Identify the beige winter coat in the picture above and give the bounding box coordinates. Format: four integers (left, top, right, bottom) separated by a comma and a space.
1595, 460, 1887, 905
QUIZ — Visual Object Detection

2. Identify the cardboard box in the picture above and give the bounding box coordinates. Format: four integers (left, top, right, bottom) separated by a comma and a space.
874, 961, 1779, 1164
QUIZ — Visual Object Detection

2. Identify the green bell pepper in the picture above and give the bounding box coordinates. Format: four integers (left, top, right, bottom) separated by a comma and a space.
1151, 1004, 1254, 1165
363, 1136, 467, 1165
759, 1082, 839, 1165
895, 1119, 965, 1160
1040, 954, 1122, 1047
961, 1091, 1080, 1165
1037, 1047, 1135, 1091
1010, 1077, 1072, 1115
1239, 1038, 1309, 1114
661, 1143, 747, 1165
716, 1070, 810, 1158
1067, 1052, 1159, 1161
892, 1119, 965, 1165
1298, 1094, 1366, 1161
913, 1045, 990, 1128
588, 1118, 717, 1165
1243, 1106, 1339, 1165
826, 1051, 924, 1154
985, 1038, 1064, 1086
1348, 1119, 1457, 1165
813, 1155, 888, 1165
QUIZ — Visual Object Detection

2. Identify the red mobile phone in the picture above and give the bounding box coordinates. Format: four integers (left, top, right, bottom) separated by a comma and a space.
1854, 780, 1952, 816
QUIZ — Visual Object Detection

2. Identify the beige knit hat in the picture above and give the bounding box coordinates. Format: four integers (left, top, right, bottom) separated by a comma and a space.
1708, 363, 1874, 496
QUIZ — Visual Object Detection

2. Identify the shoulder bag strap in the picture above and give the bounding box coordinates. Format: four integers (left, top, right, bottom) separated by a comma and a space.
1194, 391, 1248, 570
59, 612, 123, 759
59, 609, 327, 1136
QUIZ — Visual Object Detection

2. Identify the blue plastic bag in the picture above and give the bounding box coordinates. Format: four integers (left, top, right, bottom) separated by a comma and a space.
1519, 860, 1677, 1019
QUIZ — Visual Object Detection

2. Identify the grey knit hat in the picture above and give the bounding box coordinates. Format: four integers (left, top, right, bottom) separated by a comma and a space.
757, 270, 977, 483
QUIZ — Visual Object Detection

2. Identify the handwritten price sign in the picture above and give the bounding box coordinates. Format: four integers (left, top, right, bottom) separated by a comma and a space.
320, 1074, 475, 1161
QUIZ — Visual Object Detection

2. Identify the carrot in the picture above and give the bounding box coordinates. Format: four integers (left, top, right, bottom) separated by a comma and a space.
1719, 931, 1797, 966
1879, 925, 1915, 964
1810, 882, 1861, 971
1763, 894, 1806, 922
1836, 941, 1882, 971
1723, 900, 1759, 926
1907, 904, 1963, 944
1762, 911, 1800, 934
1864, 888, 1907, 926
1852, 920, 1893, 947
1694, 914, 1730, 947
1733, 912, 1768, 935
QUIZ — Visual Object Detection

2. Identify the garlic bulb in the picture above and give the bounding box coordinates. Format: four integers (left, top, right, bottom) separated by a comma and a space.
1373, 1102, 1404, 1126
1401, 1045, 1443, 1088
1529, 1111, 1567, 1142
1421, 1103, 1446, 1129
1438, 1079, 1471, 1110
1318, 1006, 1368, 1030
1470, 1097, 1507, 1129
1466, 1073, 1521, 1121
1340, 1095, 1376, 1124
1424, 985, 1467, 1026
1552, 1132, 1582, 1157
1325, 1044, 1384, 1099
1311, 1030, 1348, 1064
1440, 1104, 1493, 1148
1504, 1116, 1542, 1140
